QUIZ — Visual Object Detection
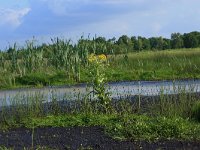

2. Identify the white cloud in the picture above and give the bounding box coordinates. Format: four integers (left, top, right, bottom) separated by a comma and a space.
0, 7, 31, 28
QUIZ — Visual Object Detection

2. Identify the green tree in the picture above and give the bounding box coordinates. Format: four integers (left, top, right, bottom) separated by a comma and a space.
117, 35, 133, 53
171, 33, 184, 49
141, 37, 151, 50
183, 32, 199, 48
131, 36, 137, 51
134, 36, 143, 51
163, 38, 171, 50
149, 37, 164, 50
95, 37, 107, 43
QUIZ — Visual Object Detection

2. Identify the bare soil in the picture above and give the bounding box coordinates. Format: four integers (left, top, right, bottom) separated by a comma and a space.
0, 126, 200, 150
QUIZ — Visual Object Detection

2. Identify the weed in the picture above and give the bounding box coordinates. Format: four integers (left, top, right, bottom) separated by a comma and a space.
191, 101, 200, 122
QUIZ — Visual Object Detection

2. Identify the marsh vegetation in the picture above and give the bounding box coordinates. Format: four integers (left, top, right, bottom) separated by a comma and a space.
0, 36, 200, 89
0, 33, 200, 149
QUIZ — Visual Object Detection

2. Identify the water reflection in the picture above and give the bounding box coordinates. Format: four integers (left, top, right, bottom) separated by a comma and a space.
0, 80, 200, 106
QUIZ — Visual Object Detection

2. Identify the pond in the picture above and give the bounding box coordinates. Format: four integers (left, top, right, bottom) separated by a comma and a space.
0, 79, 200, 107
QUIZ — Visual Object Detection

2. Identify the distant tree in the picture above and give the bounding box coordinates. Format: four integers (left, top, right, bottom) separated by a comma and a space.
149, 37, 157, 50
107, 37, 116, 44
163, 38, 171, 50
117, 35, 133, 52
141, 37, 151, 50
149, 37, 164, 50
156, 37, 164, 50
117, 35, 131, 45
94, 37, 107, 43
131, 36, 137, 51
135, 36, 143, 51
171, 33, 184, 49
183, 32, 199, 48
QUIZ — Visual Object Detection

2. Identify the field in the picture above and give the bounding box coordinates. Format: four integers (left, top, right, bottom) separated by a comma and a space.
0, 40, 200, 149
1, 40, 200, 90
107, 48, 200, 81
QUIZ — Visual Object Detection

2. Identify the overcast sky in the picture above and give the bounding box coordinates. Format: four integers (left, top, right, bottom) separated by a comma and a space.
0, 0, 200, 49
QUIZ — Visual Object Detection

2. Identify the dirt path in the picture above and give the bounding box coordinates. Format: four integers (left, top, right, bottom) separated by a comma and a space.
0, 126, 200, 150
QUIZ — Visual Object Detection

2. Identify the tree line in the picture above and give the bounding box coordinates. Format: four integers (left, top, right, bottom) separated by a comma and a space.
1, 31, 200, 56
77, 31, 200, 54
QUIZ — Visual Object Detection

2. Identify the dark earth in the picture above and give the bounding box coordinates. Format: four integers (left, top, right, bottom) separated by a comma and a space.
0, 126, 200, 150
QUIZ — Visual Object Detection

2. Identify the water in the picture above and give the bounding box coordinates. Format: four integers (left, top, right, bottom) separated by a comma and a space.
0, 79, 200, 106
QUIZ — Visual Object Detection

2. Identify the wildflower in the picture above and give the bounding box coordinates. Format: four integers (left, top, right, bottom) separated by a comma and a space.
97, 54, 107, 62
87, 53, 111, 111
88, 53, 96, 63
88, 54, 107, 63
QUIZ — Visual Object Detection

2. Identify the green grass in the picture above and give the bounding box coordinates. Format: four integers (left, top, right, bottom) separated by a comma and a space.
3, 113, 200, 141
106, 48, 200, 81
1, 48, 200, 89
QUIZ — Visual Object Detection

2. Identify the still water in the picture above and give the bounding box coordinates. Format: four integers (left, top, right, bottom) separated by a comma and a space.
0, 80, 200, 106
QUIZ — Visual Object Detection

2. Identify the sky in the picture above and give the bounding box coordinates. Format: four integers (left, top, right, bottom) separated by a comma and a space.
0, 0, 200, 50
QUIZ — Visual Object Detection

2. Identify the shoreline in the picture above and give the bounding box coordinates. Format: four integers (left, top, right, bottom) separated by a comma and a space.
1, 78, 200, 92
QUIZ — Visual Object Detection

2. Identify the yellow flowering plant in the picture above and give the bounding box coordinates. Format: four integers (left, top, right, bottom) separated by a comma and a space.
88, 53, 111, 110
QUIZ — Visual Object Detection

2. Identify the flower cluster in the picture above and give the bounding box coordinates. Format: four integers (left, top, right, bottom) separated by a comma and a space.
97, 54, 107, 62
88, 53, 96, 63
88, 54, 107, 63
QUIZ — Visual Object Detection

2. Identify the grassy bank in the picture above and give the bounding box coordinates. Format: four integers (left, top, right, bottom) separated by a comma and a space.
15, 113, 200, 141
1, 48, 200, 90
106, 48, 200, 81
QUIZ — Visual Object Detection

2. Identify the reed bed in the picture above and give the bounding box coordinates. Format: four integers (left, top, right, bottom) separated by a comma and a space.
0, 38, 200, 89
